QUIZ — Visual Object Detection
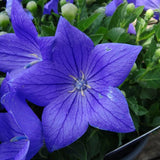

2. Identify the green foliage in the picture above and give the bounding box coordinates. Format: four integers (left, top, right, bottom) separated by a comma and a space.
77, 12, 100, 31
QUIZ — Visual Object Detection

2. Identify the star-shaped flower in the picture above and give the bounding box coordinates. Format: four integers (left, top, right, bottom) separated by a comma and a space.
0, 0, 54, 73
0, 92, 43, 160
9, 17, 142, 152
43, 0, 74, 14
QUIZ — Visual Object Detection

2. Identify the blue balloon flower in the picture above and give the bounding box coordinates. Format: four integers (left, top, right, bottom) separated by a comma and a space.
9, 16, 142, 152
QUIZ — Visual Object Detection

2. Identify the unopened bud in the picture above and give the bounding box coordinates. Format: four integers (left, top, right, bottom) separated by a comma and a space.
121, 90, 126, 97
94, 7, 105, 14
26, 1, 37, 14
0, 13, 9, 28
131, 63, 137, 72
155, 48, 160, 58
0, 31, 7, 35
126, 3, 135, 13
152, 48, 160, 61
60, 0, 66, 6
61, 3, 78, 22
145, 9, 154, 20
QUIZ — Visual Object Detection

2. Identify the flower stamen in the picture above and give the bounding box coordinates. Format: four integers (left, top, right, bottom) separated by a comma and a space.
68, 71, 91, 96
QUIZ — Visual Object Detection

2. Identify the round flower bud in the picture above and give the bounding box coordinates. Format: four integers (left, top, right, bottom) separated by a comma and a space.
61, 3, 78, 22
86, 0, 96, 5
26, 1, 37, 13
94, 7, 105, 14
0, 31, 7, 35
60, 0, 66, 6
131, 63, 137, 72
121, 90, 126, 97
126, 3, 135, 13
0, 13, 10, 28
155, 48, 160, 58
145, 9, 154, 20
152, 48, 160, 61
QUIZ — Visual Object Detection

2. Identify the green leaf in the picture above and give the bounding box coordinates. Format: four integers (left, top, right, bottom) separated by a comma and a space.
138, 67, 160, 89
86, 131, 100, 160
123, 6, 144, 28
107, 27, 129, 42
140, 88, 157, 100
108, 3, 126, 29
152, 117, 160, 127
148, 103, 160, 119
128, 97, 148, 116
76, 0, 85, 8
41, 23, 55, 36
89, 34, 104, 45
67, 141, 87, 160
77, 13, 100, 31
155, 23, 160, 42
138, 28, 155, 41
89, 12, 105, 34
143, 38, 157, 65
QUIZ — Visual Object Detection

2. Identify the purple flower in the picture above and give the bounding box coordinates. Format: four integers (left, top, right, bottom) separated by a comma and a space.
43, 0, 74, 14
136, 0, 160, 20
10, 17, 142, 151
105, 0, 136, 34
0, 0, 54, 73
0, 92, 43, 160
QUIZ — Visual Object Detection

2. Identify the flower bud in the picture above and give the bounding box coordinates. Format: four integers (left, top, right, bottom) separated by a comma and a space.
126, 3, 135, 13
0, 31, 7, 35
61, 3, 78, 22
86, 0, 96, 5
121, 90, 126, 97
26, 1, 37, 14
145, 9, 154, 20
131, 63, 137, 72
94, 7, 105, 14
0, 13, 10, 28
60, 0, 66, 6
155, 48, 160, 58
152, 48, 160, 61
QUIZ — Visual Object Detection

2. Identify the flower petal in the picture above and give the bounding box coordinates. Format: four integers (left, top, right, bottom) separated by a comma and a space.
136, 0, 160, 10
53, 17, 94, 77
0, 33, 41, 72
86, 43, 142, 87
11, 0, 38, 45
105, 0, 123, 16
43, 0, 59, 14
0, 140, 30, 160
127, 0, 136, 4
38, 36, 54, 60
128, 23, 136, 35
86, 86, 135, 133
0, 113, 23, 142
42, 92, 89, 152
1, 92, 43, 159
114, 0, 123, 7
9, 61, 73, 106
